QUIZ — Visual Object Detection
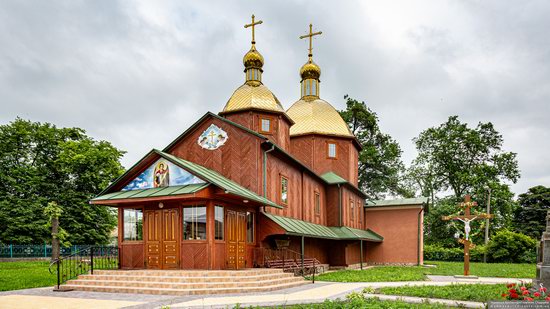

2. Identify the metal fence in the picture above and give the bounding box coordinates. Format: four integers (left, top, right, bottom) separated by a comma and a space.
0, 244, 101, 258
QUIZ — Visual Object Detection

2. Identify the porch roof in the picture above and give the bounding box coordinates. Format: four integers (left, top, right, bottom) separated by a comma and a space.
263, 213, 383, 242
91, 183, 210, 201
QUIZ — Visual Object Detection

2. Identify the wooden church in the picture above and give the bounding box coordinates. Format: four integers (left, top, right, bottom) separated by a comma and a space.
91, 17, 426, 271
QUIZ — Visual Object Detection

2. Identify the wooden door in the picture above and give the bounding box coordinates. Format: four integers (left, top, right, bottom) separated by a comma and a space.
145, 210, 161, 269
145, 209, 180, 269
226, 210, 247, 269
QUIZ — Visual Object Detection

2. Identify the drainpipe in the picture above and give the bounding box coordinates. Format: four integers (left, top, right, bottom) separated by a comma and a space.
301, 236, 305, 272
417, 205, 424, 266
263, 143, 275, 212
360, 240, 363, 270
338, 184, 342, 226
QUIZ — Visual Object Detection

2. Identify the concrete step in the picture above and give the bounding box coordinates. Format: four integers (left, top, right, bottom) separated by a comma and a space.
76, 272, 295, 283
66, 276, 304, 289
92, 268, 284, 277
64, 280, 310, 295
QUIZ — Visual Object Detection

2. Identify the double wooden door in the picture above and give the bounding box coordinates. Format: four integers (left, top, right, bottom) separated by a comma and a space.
145, 209, 180, 269
226, 210, 247, 269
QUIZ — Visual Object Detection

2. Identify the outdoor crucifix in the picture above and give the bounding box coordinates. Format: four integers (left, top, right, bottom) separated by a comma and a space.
299, 24, 322, 57
244, 14, 263, 44
442, 195, 492, 276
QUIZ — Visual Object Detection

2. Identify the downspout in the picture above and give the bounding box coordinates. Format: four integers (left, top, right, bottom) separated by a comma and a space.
360, 240, 363, 270
338, 184, 342, 226
417, 205, 424, 266
263, 143, 275, 212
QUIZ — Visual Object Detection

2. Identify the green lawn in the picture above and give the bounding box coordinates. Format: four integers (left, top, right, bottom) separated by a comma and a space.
243, 295, 449, 308
0, 261, 56, 291
377, 284, 508, 302
314, 261, 535, 282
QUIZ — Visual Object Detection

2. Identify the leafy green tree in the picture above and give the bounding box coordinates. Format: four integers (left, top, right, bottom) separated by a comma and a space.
514, 185, 550, 239
339, 95, 411, 199
0, 118, 124, 244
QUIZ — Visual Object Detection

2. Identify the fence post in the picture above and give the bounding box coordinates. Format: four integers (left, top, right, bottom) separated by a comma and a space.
44, 243, 47, 258
90, 247, 94, 275
9, 244, 12, 258
56, 260, 60, 290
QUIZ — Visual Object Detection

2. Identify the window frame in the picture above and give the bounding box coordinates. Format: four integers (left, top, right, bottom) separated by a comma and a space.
314, 191, 321, 216
214, 205, 224, 241
350, 198, 355, 222
259, 116, 273, 134
327, 141, 338, 159
279, 174, 289, 206
246, 211, 255, 244
182, 205, 208, 241
122, 207, 144, 242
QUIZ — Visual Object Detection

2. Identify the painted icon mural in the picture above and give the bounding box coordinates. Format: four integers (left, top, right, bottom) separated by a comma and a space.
123, 159, 205, 191
198, 124, 228, 150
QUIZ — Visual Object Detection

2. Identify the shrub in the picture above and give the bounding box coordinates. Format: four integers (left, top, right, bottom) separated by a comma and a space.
486, 230, 537, 263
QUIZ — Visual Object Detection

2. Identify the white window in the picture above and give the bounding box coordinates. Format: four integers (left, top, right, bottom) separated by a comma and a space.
328, 143, 337, 158
261, 118, 271, 133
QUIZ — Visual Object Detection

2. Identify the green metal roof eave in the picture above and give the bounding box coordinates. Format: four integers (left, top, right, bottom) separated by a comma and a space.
365, 197, 429, 208
91, 183, 210, 202
156, 150, 282, 209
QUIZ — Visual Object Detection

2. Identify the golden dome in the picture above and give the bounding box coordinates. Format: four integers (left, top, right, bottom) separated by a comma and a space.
221, 83, 285, 114
287, 98, 353, 137
243, 45, 264, 69
300, 58, 321, 80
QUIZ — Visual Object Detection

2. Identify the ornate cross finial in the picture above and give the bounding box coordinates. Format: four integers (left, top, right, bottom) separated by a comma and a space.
300, 24, 322, 57
244, 14, 263, 45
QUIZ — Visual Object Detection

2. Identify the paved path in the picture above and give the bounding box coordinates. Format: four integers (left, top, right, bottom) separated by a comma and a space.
0, 277, 531, 308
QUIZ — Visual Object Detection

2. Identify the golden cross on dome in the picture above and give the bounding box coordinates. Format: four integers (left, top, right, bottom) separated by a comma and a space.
300, 24, 322, 57
244, 14, 263, 44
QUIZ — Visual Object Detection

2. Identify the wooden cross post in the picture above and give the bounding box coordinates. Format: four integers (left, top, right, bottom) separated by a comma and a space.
299, 24, 322, 57
244, 14, 263, 45
442, 195, 492, 276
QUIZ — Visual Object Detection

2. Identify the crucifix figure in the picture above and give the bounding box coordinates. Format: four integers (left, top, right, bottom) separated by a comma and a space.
299, 24, 322, 57
244, 14, 263, 45
442, 195, 492, 276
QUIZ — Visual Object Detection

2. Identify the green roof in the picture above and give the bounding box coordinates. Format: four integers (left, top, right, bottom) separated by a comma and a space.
320, 172, 347, 184
92, 184, 210, 201
365, 197, 429, 208
263, 213, 383, 242
93, 149, 281, 209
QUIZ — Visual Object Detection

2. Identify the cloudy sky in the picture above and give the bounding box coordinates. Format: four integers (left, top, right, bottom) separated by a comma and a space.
1, 1, 549, 195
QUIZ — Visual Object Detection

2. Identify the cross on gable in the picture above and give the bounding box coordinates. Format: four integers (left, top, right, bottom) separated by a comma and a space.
244, 14, 263, 44
299, 24, 322, 57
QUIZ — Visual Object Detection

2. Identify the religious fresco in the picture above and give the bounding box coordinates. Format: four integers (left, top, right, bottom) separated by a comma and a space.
198, 124, 228, 150
122, 159, 206, 191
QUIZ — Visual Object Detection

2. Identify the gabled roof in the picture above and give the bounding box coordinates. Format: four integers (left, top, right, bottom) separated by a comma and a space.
92, 184, 210, 202
263, 213, 383, 242
365, 197, 429, 208
94, 149, 281, 209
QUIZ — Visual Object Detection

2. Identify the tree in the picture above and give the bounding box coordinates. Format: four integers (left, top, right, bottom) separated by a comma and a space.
514, 185, 550, 239
0, 118, 124, 244
410, 116, 520, 199
339, 95, 411, 199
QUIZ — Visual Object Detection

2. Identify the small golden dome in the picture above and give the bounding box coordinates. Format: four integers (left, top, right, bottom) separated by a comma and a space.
287, 98, 353, 138
221, 83, 285, 114
243, 45, 264, 69
300, 59, 321, 80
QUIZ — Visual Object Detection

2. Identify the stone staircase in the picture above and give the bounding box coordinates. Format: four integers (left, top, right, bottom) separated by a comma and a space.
63, 268, 309, 295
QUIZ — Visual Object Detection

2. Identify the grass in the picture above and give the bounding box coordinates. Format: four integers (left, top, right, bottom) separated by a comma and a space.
377, 284, 509, 302
313, 261, 535, 282
0, 261, 56, 291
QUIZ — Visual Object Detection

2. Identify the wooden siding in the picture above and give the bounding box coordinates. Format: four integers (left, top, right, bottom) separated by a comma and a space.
169, 117, 263, 195
224, 111, 291, 151
289, 135, 359, 186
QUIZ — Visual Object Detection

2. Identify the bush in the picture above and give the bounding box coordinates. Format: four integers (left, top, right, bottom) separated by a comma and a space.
424, 244, 485, 262
486, 230, 537, 263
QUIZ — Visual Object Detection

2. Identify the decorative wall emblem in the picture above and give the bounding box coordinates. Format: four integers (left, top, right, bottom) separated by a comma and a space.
122, 159, 205, 191
198, 124, 228, 150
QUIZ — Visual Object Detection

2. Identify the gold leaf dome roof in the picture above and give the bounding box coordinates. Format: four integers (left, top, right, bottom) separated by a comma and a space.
221, 83, 285, 114
243, 45, 264, 69
300, 59, 321, 80
287, 98, 353, 137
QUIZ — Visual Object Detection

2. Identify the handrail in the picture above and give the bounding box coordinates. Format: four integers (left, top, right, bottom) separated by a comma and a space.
253, 247, 319, 283
48, 245, 118, 290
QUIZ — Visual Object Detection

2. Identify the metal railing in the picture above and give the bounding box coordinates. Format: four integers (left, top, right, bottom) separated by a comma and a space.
0, 244, 101, 258
253, 247, 319, 283
48, 246, 118, 290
